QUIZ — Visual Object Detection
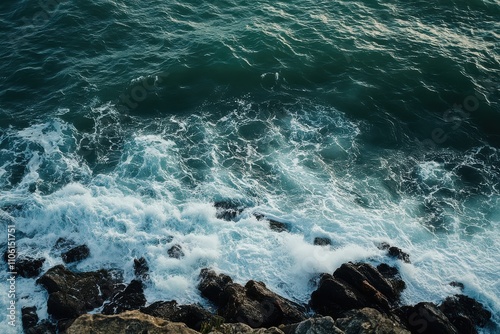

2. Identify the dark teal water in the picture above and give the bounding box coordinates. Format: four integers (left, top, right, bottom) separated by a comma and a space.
0, 0, 499, 332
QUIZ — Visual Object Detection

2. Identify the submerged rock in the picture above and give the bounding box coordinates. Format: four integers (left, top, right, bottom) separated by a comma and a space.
214, 201, 245, 221
168, 244, 185, 259
313, 237, 332, 246
61, 244, 90, 263
65, 310, 199, 334
254, 213, 290, 232
37, 265, 122, 319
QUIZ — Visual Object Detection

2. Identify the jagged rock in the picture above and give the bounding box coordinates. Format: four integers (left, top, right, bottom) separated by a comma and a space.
377, 263, 399, 278
141, 300, 219, 331
336, 307, 410, 334
396, 302, 458, 334
198, 268, 233, 305
134, 257, 149, 281
218, 279, 306, 328
65, 310, 199, 334
281, 316, 344, 334
102, 279, 146, 314
310, 263, 405, 318
3, 253, 45, 278
22, 306, 38, 331
212, 322, 285, 333
36, 265, 122, 319
440, 294, 492, 329
215, 201, 245, 221
313, 237, 332, 246
254, 213, 290, 232
168, 244, 185, 259
61, 244, 90, 263
376, 242, 410, 263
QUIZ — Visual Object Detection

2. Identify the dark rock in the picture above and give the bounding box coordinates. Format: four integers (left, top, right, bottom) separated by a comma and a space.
61, 244, 90, 263
25, 320, 57, 334
281, 316, 343, 334
198, 268, 233, 305
310, 262, 406, 318
396, 302, 458, 334
133, 257, 149, 281
376, 242, 411, 263
141, 300, 220, 331
377, 263, 399, 279
440, 294, 492, 328
167, 244, 185, 259
268, 220, 289, 232
449, 282, 465, 291
215, 201, 245, 221
388, 246, 411, 263
336, 307, 411, 334
36, 265, 122, 319
102, 279, 147, 315
22, 306, 38, 331
3, 254, 45, 278
53, 238, 76, 252
218, 280, 306, 328
313, 237, 331, 246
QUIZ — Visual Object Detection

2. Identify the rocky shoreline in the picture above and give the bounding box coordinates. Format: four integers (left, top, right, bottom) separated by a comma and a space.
6, 203, 495, 334
15, 244, 493, 334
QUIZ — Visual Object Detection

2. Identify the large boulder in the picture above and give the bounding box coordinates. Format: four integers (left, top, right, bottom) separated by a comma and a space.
64, 310, 199, 334
336, 307, 410, 334
102, 279, 147, 314
141, 300, 219, 331
218, 280, 306, 328
396, 302, 458, 334
198, 268, 233, 305
36, 265, 122, 319
310, 262, 405, 318
439, 294, 492, 332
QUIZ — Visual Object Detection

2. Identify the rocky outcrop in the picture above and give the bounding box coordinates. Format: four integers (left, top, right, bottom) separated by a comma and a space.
64, 310, 199, 334
102, 279, 146, 314
336, 307, 410, 334
377, 242, 411, 263
211, 322, 285, 333
310, 262, 405, 318
22, 306, 56, 334
198, 268, 234, 305
440, 294, 492, 332
36, 265, 122, 319
396, 302, 459, 334
141, 300, 219, 331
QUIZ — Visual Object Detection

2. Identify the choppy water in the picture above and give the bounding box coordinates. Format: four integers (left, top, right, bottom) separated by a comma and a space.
1, 0, 499, 332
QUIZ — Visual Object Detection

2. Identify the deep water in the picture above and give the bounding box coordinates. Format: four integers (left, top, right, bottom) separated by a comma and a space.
0, 0, 499, 332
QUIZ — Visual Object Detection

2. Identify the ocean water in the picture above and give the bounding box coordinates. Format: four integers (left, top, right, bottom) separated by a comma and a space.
0, 0, 499, 332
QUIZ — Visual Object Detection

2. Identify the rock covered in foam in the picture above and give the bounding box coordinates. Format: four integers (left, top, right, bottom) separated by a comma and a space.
61, 244, 91, 263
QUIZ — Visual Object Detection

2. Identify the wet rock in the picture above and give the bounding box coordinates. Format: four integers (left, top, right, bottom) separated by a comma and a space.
53, 238, 76, 252
215, 201, 245, 221
65, 310, 199, 334
36, 265, 122, 319
449, 282, 465, 291
102, 279, 146, 315
141, 300, 219, 331
313, 237, 332, 246
336, 307, 410, 334
3, 252, 45, 278
396, 302, 458, 334
254, 213, 290, 232
25, 320, 57, 334
61, 244, 90, 263
310, 262, 405, 318
281, 316, 343, 334
168, 244, 185, 259
377, 263, 399, 279
440, 294, 492, 329
219, 279, 306, 328
376, 242, 411, 263
134, 257, 149, 281
198, 268, 233, 305
214, 322, 285, 333
22, 306, 38, 331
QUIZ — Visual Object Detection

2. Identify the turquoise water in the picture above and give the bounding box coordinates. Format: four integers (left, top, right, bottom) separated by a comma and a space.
0, 0, 499, 332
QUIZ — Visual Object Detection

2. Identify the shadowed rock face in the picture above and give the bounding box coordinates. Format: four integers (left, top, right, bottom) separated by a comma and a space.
65, 310, 200, 334
102, 279, 147, 315
36, 265, 122, 320
198, 268, 233, 305
310, 262, 405, 318
396, 302, 459, 334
